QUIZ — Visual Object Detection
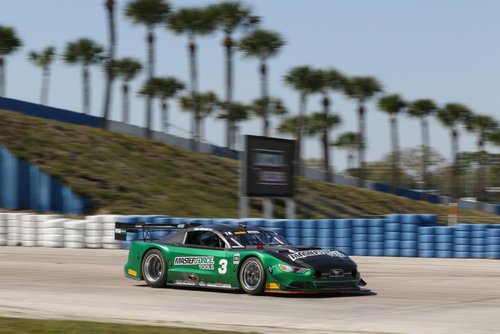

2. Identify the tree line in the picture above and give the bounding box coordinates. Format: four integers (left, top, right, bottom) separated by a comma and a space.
1, 0, 499, 202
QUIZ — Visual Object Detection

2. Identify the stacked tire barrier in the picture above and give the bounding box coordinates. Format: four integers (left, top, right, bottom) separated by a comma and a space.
0, 212, 499, 259
367, 219, 384, 256
0, 213, 7, 246
64, 219, 86, 248
317, 220, 335, 249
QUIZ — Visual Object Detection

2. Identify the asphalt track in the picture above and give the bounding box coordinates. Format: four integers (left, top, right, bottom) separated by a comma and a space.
0, 247, 499, 334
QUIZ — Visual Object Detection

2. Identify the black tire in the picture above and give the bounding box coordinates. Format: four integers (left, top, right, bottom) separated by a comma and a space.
142, 249, 167, 288
239, 257, 265, 295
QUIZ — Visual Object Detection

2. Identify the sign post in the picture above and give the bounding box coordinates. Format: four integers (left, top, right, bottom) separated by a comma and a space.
448, 203, 458, 226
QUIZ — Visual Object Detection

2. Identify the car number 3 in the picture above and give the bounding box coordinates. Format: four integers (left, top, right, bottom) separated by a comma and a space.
218, 259, 228, 274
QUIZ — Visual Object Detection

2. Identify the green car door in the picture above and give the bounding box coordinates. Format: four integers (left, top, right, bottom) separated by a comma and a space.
167, 229, 237, 289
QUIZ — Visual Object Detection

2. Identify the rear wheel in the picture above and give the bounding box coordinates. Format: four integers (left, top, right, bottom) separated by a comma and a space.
239, 257, 265, 295
142, 249, 167, 288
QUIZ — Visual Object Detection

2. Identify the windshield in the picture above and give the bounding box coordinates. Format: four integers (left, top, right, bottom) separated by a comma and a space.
226, 230, 289, 248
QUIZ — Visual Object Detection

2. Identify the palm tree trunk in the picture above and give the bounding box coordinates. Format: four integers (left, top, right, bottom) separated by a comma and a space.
224, 35, 234, 149
82, 65, 90, 114
41, 67, 50, 105
390, 114, 400, 192
357, 103, 366, 187
0, 57, 5, 96
347, 151, 354, 170
102, 0, 116, 130
421, 117, 430, 189
122, 82, 129, 123
476, 136, 485, 202
161, 99, 168, 133
451, 128, 460, 198
260, 59, 269, 137
297, 93, 307, 177
145, 28, 155, 138
322, 95, 331, 182
189, 36, 200, 151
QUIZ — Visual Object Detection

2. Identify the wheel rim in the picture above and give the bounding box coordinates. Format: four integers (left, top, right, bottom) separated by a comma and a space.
144, 253, 163, 283
241, 260, 262, 291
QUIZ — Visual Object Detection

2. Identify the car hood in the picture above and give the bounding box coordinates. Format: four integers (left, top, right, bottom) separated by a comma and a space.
260, 245, 357, 270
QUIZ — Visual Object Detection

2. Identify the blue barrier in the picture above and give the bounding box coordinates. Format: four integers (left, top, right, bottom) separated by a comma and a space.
0, 96, 101, 127
0, 145, 89, 214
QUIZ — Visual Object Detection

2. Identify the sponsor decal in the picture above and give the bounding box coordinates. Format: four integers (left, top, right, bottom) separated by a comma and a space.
174, 256, 215, 270
206, 283, 232, 289
193, 227, 212, 231
174, 280, 207, 287
265, 282, 280, 289
288, 250, 346, 261
329, 269, 344, 278
233, 253, 240, 265
127, 269, 137, 277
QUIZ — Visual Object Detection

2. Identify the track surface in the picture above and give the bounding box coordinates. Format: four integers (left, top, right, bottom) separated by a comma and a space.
0, 247, 499, 333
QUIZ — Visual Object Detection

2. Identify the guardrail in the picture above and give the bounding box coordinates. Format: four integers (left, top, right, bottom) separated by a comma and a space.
1, 213, 498, 259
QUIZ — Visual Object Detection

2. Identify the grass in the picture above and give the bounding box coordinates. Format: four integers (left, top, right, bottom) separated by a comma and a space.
0, 109, 498, 224
0, 317, 252, 334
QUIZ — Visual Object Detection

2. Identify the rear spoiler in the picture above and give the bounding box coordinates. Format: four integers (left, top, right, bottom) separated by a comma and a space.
114, 221, 201, 241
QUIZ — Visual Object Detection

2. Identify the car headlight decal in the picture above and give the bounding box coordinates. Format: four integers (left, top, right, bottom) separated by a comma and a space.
278, 263, 310, 274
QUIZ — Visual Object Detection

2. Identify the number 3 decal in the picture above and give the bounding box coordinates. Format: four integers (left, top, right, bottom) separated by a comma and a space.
218, 259, 228, 274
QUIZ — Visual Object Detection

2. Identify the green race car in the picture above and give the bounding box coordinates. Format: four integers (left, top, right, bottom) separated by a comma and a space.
115, 222, 368, 295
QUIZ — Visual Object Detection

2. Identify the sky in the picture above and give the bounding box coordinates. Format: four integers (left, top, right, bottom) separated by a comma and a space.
2, 0, 500, 171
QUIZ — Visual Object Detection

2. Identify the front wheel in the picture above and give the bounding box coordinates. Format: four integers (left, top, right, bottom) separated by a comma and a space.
239, 257, 265, 295
142, 249, 167, 288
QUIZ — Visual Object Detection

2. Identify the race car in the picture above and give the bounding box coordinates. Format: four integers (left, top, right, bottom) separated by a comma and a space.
115, 221, 368, 295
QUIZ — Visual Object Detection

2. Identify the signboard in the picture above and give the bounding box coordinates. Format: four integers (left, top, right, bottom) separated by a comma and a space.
244, 135, 295, 197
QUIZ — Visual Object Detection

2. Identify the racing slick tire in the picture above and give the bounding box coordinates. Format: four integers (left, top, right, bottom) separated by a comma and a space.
142, 249, 167, 288
239, 257, 265, 295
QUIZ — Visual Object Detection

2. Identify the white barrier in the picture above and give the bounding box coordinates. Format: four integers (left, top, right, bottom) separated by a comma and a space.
40, 218, 67, 248
102, 215, 122, 249
21, 214, 37, 247
85, 215, 103, 248
0, 212, 127, 250
64, 219, 86, 248
7, 213, 22, 246
0, 213, 7, 246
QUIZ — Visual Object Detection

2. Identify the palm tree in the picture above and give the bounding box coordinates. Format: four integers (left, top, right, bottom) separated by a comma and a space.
28, 46, 56, 105
125, 0, 171, 137
238, 29, 285, 136
63, 38, 104, 114
317, 68, 346, 181
307, 111, 342, 182
333, 132, 361, 172
217, 102, 250, 148
102, 0, 117, 129
407, 99, 439, 190
113, 57, 142, 123
167, 6, 218, 145
436, 103, 472, 198
378, 94, 406, 191
466, 114, 498, 201
0, 25, 22, 97
488, 129, 500, 147
249, 96, 287, 135
343, 76, 383, 186
284, 66, 324, 175
179, 91, 219, 141
139, 77, 184, 133
210, 1, 259, 149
